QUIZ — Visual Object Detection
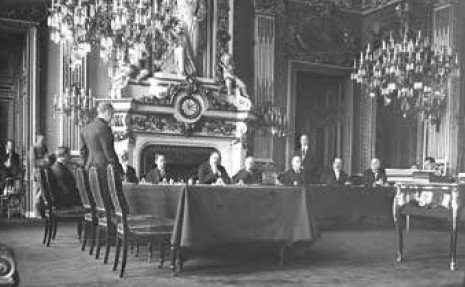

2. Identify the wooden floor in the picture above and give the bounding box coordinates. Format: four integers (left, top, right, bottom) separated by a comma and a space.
1, 220, 465, 287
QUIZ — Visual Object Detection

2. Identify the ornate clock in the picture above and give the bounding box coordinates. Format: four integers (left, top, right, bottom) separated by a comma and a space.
174, 91, 206, 124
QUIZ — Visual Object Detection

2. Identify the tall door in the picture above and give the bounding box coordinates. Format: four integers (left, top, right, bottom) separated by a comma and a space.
0, 32, 23, 146
295, 72, 346, 175
376, 100, 417, 169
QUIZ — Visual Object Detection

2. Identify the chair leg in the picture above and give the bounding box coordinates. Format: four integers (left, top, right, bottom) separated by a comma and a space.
81, 221, 89, 251
52, 218, 58, 240
113, 236, 121, 271
95, 225, 102, 259
42, 217, 49, 245
46, 216, 54, 247
157, 237, 165, 269
120, 235, 128, 278
148, 243, 152, 263
135, 244, 139, 257
77, 221, 83, 241
170, 245, 177, 274
103, 224, 113, 264
89, 222, 96, 255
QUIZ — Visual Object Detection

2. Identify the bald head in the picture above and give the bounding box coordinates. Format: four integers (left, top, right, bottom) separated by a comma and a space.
371, 158, 381, 171
244, 156, 255, 171
97, 102, 115, 122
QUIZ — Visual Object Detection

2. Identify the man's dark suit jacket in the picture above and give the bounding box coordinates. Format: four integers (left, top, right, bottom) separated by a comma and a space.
49, 161, 82, 208
363, 168, 387, 186
295, 148, 318, 184
123, 165, 138, 183
144, 168, 173, 184
80, 118, 121, 171
232, 168, 262, 184
198, 162, 231, 184
1, 151, 21, 178
321, 169, 349, 185
80, 117, 120, 210
278, 169, 304, 186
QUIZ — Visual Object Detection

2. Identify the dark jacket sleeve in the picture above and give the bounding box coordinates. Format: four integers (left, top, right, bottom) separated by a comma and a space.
198, 164, 218, 184
100, 125, 121, 169
79, 131, 88, 166
218, 165, 231, 184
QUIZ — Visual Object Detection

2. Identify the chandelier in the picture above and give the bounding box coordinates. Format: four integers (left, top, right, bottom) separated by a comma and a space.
47, 0, 181, 87
53, 84, 95, 126
351, 3, 459, 122
255, 101, 288, 137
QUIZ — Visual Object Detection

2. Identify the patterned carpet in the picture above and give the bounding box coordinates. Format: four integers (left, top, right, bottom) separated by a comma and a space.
1, 220, 465, 287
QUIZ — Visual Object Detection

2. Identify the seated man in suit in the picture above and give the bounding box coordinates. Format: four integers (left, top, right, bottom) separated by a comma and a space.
198, 151, 231, 185
0, 140, 21, 194
49, 147, 82, 208
278, 155, 305, 186
321, 157, 350, 185
363, 158, 387, 187
144, 154, 173, 184
423, 157, 436, 171
233, 156, 262, 184
120, 152, 138, 183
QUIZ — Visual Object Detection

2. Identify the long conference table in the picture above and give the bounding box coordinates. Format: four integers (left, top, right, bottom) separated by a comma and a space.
122, 183, 395, 273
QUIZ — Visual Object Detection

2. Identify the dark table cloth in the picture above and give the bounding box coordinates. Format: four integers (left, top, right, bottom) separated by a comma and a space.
308, 185, 396, 226
123, 183, 319, 250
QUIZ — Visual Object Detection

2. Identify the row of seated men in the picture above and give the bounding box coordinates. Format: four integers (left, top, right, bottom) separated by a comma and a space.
0, 140, 21, 194
36, 147, 82, 214
120, 150, 389, 187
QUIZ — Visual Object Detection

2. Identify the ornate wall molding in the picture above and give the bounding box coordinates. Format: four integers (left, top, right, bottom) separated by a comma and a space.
254, 0, 286, 15
0, 2, 47, 23
284, 1, 356, 66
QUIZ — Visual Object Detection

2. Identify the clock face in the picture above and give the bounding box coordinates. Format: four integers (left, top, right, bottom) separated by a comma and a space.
180, 96, 201, 119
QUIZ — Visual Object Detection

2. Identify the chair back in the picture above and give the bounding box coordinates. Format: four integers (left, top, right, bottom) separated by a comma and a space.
75, 165, 94, 210
88, 164, 107, 214
36, 168, 54, 207
107, 164, 128, 223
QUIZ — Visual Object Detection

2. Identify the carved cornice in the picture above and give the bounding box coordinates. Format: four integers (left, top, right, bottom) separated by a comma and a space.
254, 0, 286, 15
284, 1, 357, 65
289, 0, 405, 15
0, 1, 47, 23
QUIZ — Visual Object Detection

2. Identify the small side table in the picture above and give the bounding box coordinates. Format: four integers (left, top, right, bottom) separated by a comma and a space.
393, 183, 464, 270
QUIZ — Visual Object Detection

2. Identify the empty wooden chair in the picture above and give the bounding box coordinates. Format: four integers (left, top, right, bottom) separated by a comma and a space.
107, 164, 174, 278
37, 168, 84, 247
75, 164, 98, 253
87, 164, 115, 264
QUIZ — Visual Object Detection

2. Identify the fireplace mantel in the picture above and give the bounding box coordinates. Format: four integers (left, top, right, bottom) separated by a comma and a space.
109, 74, 256, 178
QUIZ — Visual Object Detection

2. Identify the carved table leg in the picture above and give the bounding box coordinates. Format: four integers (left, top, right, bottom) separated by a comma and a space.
170, 244, 178, 276
393, 191, 404, 263
394, 216, 403, 262
450, 188, 459, 271
279, 244, 289, 266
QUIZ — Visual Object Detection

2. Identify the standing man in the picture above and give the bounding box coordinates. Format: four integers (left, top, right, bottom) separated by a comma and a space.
80, 102, 121, 204
296, 134, 317, 184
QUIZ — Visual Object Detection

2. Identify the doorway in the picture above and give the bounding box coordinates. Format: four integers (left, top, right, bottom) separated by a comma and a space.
295, 72, 347, 176
0, 32, 23, 145
376, 99, 418, 168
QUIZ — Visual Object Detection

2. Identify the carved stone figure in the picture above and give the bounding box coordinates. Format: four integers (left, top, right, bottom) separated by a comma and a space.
110, 61, 131, 99
175, 0, 207, 75
220, 53, 252, 111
